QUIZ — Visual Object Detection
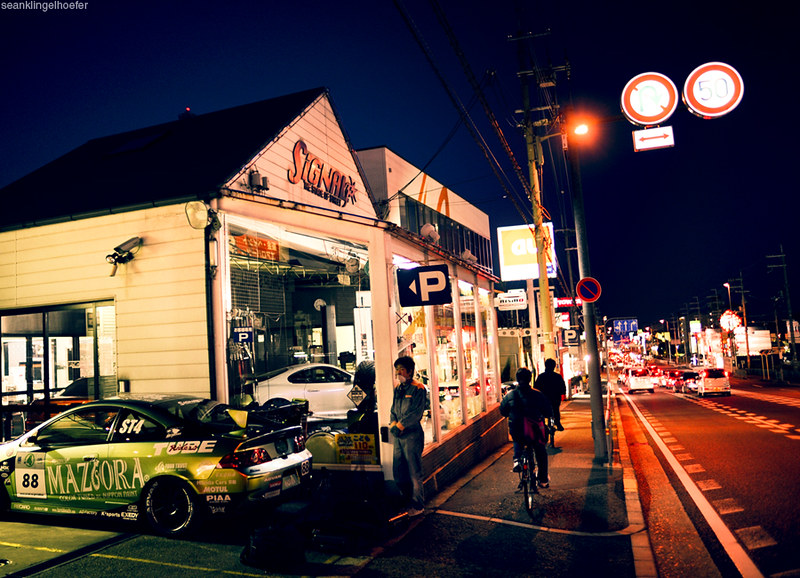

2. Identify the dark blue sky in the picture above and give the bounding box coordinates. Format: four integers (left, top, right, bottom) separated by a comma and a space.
1, 1, 796, 329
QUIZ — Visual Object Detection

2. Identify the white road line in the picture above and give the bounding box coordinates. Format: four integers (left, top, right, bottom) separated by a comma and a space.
623, 393, 764, 578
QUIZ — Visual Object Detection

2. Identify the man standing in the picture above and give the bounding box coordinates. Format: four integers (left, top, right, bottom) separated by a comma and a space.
389, 355, 427, 517
534, 358, 567, 431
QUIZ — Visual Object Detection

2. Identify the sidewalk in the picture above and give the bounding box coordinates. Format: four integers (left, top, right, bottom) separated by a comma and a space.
355, 397, 659, 577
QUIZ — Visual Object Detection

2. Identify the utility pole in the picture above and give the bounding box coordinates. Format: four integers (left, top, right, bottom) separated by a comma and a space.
767, 245, 798, 370
731, 273, 751, 370
517, 50, 558, 369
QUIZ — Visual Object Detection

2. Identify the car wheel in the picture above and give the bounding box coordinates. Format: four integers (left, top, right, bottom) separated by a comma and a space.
263, 397, 291, 410
142, 477, 200, 537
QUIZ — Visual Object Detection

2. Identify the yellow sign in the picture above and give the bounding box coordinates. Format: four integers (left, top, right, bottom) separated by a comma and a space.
335, 433, 377, 465
496, 223, 557, 281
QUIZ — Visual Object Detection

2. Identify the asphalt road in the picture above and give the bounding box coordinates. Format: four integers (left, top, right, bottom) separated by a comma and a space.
622, 378, 800, 577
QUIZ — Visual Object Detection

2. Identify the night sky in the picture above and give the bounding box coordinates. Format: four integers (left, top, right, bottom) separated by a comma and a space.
1, 1, 796, 331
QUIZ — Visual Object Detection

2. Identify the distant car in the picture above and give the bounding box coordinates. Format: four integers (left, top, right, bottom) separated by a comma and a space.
252, 363, 356, 420
24, 377, 96, 431
674, 371, 700, 394
0, 395, 312, 536
697, 368, 731, 396
663, 369, 683, 388
626, 368, 654, 394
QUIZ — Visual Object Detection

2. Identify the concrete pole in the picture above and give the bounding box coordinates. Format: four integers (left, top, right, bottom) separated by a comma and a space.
563, 116, 606, 462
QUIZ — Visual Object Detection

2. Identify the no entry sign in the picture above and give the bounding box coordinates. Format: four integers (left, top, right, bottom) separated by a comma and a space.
576, 277, 602, 303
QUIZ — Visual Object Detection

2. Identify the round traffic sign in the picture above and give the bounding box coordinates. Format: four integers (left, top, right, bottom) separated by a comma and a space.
576, 277, 602, 303
621, 72, 679, 126
683, 61, 744, 119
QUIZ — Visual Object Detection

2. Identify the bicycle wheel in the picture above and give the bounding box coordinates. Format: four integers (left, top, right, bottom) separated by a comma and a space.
521, 454, 535, 515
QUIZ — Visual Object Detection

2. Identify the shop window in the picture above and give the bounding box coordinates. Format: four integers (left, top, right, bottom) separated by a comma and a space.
433, 301, 460, 436
226, 218, 372, 431
1, 303, 116, 440
459, 280, 482, 419
479, 286, 498, 404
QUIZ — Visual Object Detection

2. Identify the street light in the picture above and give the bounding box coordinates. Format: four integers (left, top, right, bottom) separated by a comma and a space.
563, 108, 606, 461
659, 319, 672, 365
723, 282, 732, 310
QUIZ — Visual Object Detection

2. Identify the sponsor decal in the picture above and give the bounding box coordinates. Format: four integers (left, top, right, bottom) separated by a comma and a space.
205, 494, 231, 503
152, 440, 216, 456
45, 457, 148, 497
287, 140, 358, 207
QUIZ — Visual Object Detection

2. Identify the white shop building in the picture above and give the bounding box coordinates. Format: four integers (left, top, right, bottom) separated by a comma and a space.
0, 88, 508, 493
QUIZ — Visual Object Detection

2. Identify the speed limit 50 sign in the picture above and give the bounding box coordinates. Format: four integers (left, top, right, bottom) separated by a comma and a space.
683, 62, 744, 119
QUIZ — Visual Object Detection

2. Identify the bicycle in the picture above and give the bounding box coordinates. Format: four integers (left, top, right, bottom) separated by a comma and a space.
516, 443, 537, 515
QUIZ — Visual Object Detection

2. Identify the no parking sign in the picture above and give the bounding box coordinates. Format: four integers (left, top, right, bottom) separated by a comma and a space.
576, 277, 601, 303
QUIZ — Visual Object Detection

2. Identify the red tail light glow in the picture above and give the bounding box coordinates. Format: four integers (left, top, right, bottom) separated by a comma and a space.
294, 434, 305, 452
217, 447, 271, 470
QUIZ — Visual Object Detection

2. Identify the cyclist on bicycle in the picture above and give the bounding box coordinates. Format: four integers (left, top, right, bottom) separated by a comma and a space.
499, 367, 553, 488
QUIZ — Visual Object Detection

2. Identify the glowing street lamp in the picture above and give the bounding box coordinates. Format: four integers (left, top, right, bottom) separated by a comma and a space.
659, 319, 672, 365
723, 282, 732, 310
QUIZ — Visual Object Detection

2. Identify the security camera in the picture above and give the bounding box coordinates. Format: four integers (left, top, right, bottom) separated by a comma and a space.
106, 236, 142, 277
114, 237, 142, 254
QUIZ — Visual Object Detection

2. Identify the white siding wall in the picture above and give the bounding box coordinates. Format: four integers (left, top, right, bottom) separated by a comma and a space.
226, 95, 377, 220
0, 204, 211, 396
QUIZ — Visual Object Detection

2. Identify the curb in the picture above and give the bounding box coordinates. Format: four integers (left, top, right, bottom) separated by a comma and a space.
612, 392, 659, 578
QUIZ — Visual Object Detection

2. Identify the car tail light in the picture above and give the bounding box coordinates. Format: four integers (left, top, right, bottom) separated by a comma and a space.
724, 371, 729, 377
294, 434, 305, 452
217, 447, 271, 470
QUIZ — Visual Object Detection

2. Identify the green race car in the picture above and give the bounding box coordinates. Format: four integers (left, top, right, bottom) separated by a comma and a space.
0, 394, 312, 536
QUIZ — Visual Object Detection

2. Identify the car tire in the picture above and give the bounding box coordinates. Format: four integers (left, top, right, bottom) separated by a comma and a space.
263, 397, 291, 410
142, 476, 201, 537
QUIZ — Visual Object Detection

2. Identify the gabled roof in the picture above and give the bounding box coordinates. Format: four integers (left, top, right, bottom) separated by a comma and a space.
0, 87, 327, 231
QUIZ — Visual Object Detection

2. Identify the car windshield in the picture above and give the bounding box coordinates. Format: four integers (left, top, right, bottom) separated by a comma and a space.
633, 369, 649, 376
705, 369, 726, 378
683, 372, 699, 379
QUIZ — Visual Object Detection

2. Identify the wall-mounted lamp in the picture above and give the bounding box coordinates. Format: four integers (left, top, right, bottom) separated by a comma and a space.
185, 201, 220, 231
420, 223, 440, 244
106, 236, 142, 277
461, 249, 478, 263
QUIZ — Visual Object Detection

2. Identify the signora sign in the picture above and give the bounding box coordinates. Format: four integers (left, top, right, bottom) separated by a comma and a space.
397, 264, 452, 307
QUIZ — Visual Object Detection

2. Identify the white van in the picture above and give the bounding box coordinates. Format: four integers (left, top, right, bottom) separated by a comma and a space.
626, 368, 654, 394
697, 368, 731, 396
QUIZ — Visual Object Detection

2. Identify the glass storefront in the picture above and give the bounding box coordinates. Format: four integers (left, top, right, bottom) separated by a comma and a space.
393, 256, 498, 446
1, 302, 116, 439
225, 216, 373, 411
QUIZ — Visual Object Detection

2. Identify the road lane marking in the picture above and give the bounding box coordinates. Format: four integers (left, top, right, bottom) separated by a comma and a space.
713, 498, 744, 515
622, 393, 764, 578
0, 541, 65, 553
90, 553, 266, 576
433, 509, 645, 538
734, 526, 777, 550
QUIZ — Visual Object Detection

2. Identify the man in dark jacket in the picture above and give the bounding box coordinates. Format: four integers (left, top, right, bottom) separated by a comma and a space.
534, 358, 567, 431
500, 367, 553, 488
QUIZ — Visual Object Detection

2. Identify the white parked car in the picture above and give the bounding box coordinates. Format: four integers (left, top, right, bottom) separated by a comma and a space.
697, 368, 731, 396
252, 363, 356, 419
